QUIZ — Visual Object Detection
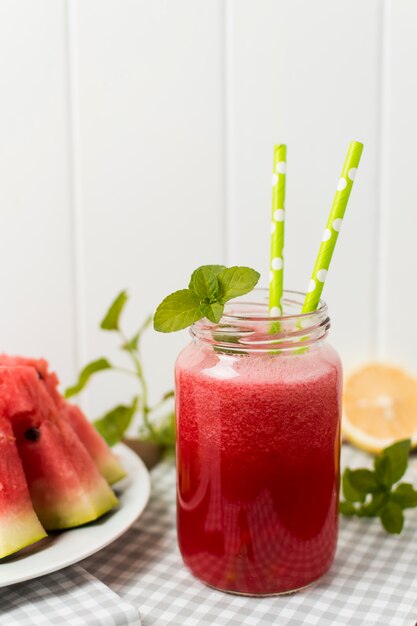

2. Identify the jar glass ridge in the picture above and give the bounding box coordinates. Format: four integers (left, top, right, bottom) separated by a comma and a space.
175, 289, 342, 596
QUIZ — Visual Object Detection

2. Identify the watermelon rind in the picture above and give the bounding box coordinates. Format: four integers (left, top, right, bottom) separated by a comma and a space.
0, 510, 46, 559
29, 478, 119, 530
0, 415, 47, 558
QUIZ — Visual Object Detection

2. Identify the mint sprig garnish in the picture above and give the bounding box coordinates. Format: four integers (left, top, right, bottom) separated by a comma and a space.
153, 265, 260, 332
340, 439, 417, 534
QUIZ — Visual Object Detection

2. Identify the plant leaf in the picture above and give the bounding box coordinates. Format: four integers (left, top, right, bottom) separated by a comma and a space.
374, 455, 393, 488
381, 439, 411, 484
101, 290, 128, 331
218, 267, 261, 303
391, 483, 417, 509
342, 468, 366, 503
379, 501, 404, 534
348, 469, 381, 494
201, 301, 224, 323
357, 493, 389, 517
189, 265, 226, 301
94, 397, 138, 446
153, 289, 202, 332
64, 358, 112, 398
121, 315, 153, 352
141, 410, 176, 447
121, 332, 141, 353
339, 501, 357, 516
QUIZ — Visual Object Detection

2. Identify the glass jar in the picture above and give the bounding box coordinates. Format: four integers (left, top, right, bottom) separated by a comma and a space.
175, 289, 342, 595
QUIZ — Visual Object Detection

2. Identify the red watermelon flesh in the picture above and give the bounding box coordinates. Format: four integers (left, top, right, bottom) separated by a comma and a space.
0, 355, 126, 485
61, 403, 126, 485
0, 366, 118, 530
0, 415, 46, 558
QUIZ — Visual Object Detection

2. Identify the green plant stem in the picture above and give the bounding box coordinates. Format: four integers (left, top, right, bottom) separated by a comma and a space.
112, 366, 138, 378
119, 330, 157, 438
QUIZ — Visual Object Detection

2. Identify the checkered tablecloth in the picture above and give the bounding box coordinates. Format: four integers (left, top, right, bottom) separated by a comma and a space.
3, 445, 417, 625
81, 446, 417, 625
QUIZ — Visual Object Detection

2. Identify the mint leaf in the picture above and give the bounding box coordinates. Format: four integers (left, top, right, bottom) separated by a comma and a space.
154, 264, 260, 333
380, 439, 411, 483
218, 267, 261, 303
374, 455, 393, 488
94, 397, 138, 446
357, 493, 388, 517
201, 301, 224, 323
339, 501, 356, 516
189, 265, 226, 301
342, 468, 366, 503
348, 469, 381, 494
64, 358, 112, 398
154, 289, 202, 332
101, 290, 128, 331
379, 501, 404, 534
391, 483, 417, 509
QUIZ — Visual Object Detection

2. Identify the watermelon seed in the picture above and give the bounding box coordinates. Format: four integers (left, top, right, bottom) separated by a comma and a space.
36, 370, 44, 381
24, 427, 41, 442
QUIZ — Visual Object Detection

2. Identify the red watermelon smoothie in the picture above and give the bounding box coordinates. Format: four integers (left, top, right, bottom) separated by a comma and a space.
175, 293, 342, 595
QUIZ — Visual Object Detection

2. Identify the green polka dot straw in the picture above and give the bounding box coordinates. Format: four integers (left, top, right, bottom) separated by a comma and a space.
269, 144, 287, 317
302, 141, 363, 313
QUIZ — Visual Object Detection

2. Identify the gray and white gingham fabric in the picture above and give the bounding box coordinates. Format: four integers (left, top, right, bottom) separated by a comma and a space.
0, 564, 141, 626
82, 446, 417, 626
3, 445, 417, 625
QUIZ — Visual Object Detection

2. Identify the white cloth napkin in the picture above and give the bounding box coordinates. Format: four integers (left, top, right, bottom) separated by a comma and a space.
0, 564, 141, 626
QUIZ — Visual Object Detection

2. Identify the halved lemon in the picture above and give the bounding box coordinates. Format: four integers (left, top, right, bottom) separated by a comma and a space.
342, 363, 417, 454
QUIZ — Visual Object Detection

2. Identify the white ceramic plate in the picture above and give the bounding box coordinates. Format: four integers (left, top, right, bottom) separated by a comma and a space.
0, 443, 151, 587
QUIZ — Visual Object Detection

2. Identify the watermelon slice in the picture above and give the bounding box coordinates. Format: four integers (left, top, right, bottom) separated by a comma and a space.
0, 415, 46, 558
0, 366, 118, 530
0, 355, 126, 484
61, 403, 126, 484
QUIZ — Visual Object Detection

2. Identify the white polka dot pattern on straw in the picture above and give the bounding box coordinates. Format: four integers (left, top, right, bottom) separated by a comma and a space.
271, 257, 283, 271
307, 279, 316, 293
269, 144, 287, 321
269, 306, 281, 317
274, 209, 285, 222
317, 269, 328, 283
333, 218, 343, 232
302, 141, 364, 313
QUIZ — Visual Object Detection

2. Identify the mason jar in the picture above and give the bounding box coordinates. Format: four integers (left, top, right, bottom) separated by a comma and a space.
175, 289, 342, 595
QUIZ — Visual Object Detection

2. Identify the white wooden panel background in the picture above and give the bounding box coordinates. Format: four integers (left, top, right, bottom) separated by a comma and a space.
0, 0, 415, 421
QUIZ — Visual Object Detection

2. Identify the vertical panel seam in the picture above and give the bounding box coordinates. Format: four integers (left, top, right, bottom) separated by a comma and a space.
64, 0, 87, 379
375, 0, 391, 359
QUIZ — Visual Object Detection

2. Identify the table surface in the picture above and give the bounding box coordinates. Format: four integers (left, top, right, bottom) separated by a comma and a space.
80, 445, 417, 626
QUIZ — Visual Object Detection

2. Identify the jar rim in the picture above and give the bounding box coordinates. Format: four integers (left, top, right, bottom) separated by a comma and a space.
190, 288, 331, 353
